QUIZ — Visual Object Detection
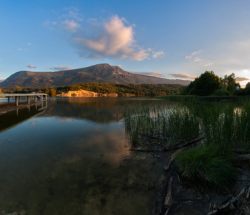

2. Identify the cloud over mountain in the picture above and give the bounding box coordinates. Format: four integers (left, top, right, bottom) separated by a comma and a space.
73, 16, 163, 61
137, 72, 165, 78
50, 66, 72, 71
170, 73, 196, 80
27, 64, 37, 69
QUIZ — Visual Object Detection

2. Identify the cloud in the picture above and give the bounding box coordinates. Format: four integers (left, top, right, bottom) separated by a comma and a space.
0, 73, 5, 81
152, 51, 165, 59
16, 42, 33, 52
170, 73, 196, 80
185, 50, 202, 62
50, 66, 72, 71
45, 11, 164, 61
214, 39, 250, 72
236, 77, 249, 82
185, 50, 213, 67
63, 19, 79, 32
137, 72, 165, 78
73, 16, 164, 61
44, 7, 81, 32
27, 64, 37, 69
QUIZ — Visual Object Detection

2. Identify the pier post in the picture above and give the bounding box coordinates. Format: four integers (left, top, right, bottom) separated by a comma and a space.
15, 96, 19, 106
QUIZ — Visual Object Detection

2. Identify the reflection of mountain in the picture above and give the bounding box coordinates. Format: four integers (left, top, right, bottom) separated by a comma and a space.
0, 101, 164, 214
0, 107, 45, 132
43, 98, 170, 123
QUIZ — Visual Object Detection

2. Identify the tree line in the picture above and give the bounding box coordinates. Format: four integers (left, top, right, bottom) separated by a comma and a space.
184, 71, 250, 96
2, 83, 183, 97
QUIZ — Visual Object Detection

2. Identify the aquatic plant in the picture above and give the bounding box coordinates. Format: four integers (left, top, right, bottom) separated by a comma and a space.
125, 98, 250, 188
124, 104, 200, 148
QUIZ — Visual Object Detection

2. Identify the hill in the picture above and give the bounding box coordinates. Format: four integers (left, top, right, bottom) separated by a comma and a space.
0, 64, 189, 88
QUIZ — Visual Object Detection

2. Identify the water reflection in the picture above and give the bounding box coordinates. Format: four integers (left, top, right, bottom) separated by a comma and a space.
0, 98, 165, 215
0, 103, 47, 132
44, 98, 167, 123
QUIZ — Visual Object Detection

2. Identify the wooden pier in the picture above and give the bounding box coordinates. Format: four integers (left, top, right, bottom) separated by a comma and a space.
0, 93, 48, 106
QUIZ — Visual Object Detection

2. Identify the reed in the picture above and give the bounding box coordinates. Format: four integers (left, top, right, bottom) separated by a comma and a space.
125, 99, 250, 187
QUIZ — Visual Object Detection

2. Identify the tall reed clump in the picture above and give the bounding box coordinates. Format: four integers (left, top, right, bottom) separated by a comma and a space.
176, 101, 250, 188
124, 104, 200, 148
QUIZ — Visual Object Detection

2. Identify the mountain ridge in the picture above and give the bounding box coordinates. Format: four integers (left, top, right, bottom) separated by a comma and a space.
0, 64, 190, 88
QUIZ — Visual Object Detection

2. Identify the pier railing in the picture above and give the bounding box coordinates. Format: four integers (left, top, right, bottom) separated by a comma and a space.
0, 93, 48, 106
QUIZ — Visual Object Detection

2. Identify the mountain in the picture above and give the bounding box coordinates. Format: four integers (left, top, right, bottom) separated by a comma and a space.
0, 64, 190, 88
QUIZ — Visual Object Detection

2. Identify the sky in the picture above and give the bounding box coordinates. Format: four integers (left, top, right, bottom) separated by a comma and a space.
0, 0, 250, 85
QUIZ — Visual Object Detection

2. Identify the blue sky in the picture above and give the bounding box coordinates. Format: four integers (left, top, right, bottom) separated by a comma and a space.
1, 0, 250, 84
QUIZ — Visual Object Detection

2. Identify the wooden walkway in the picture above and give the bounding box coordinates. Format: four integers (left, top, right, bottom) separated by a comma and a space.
0, 93, 48, 106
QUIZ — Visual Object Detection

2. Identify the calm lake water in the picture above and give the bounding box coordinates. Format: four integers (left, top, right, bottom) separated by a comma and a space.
0, 98, 167, 215
1, 97, 249, 215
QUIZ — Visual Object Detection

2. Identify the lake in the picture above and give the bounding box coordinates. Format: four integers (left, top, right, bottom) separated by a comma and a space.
1, 97, 250, 215
0, 98, 168, 215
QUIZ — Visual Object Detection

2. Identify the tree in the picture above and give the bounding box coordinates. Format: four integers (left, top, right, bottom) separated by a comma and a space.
185, 71, 222, 96
243, 82, 250, 95
246, 82, 250, 89
49, 88, 57, 97
45, 88, 57, 97
222, 73, 239, 95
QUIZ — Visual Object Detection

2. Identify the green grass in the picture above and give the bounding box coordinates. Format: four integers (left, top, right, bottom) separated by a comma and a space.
176, 145, 235, 188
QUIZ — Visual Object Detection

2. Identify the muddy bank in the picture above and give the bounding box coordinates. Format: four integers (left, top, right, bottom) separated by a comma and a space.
152, 148, 250, 215
132, 137, 250, 215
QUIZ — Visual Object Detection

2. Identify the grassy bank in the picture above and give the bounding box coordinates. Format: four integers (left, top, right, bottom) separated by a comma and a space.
124, 98, 250, 188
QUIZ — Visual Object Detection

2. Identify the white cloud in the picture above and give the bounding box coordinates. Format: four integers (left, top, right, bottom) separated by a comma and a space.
27, 64, 37, 69
185, 50, 202, 62
170, 73, 196, 80
236, 76, 249, 82
44, 7, 81, 32
152, 51, 165, 59
0, 73, 5, 81
215, 39, 250, 72
137, 71, 165, 78
50, 66, 72, 71
63, 19, 79, 32
45, 11, 164, 61
74, 16, 163, 61
185, 49, 214, 69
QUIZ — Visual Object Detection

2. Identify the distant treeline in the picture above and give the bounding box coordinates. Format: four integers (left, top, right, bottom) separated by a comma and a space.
184, 71, 250, 96
2, 83, 183, 97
